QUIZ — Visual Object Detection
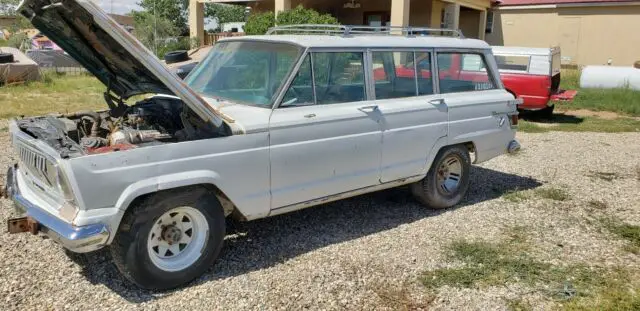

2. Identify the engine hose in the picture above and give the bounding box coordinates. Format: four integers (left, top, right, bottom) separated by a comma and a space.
64, 111, 102, 137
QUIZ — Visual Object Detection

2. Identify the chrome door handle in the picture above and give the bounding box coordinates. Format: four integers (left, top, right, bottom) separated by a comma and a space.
429, 99, 445, 106
304, 113, 316, 118
358, 105, 379, 113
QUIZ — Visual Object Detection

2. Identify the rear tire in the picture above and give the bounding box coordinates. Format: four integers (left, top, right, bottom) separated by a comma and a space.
411, 145, 471, 209
110, 187, 225, 290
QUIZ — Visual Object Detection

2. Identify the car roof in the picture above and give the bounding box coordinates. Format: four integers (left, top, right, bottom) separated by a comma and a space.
491, 46, 555, 56
219, 35, 491, 50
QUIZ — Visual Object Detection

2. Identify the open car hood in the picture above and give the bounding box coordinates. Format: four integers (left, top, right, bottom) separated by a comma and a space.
18, 0, 227, 127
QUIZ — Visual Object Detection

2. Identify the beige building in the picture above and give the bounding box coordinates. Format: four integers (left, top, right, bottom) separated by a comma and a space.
190, 0, 494, 45
486, 0, 640, 66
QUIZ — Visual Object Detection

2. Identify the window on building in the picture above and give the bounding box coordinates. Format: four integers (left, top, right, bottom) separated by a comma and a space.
437, 52, 496, 93
485, 11, 494, 34
372, 51, 418, 100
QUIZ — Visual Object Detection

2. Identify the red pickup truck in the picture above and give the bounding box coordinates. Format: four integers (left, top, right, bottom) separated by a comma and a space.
374, 46, 576, 117
492, 46, 576, 116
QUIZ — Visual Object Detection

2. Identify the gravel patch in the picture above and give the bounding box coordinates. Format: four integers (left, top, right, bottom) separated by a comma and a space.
1, 129, 639, 310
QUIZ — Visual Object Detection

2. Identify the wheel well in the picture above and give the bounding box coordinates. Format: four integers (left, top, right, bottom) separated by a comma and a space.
462, 142, 477, 163
126, 184, 241, 219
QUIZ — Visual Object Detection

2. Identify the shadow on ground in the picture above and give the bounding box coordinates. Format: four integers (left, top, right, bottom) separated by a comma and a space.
520, 110, 584, 125
68, 166, 542, 303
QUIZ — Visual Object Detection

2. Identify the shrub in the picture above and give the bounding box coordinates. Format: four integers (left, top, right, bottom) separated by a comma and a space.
244, 5, 338, 35
244, 11, 275, 35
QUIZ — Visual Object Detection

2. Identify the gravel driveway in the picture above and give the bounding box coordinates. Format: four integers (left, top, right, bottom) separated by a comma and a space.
1, 121, 639, 310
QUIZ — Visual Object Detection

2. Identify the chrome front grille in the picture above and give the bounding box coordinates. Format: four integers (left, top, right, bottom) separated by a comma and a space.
16, 143, 55, 187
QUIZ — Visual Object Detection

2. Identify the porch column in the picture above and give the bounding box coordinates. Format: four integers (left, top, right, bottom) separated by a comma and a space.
390, 0, 410, 28
442, 2, 460, 29
478, 9, 487, 40
430, 0, 444, 28
275, 0, 291, 17
189, 0, 204, 47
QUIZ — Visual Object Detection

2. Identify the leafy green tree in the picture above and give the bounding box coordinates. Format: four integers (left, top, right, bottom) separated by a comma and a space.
244, 5, 338, 35
244, 11, 275, 35
132, 11, 181, 57
276, 5, 338, 26
205, 3, 246, 29
137, 0, 189, 35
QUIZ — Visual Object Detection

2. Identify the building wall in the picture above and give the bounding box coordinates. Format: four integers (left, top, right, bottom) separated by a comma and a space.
246, 0, 489, 27
486, 5, 640, 66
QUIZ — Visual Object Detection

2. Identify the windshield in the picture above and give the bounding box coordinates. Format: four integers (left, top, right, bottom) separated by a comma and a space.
185, 41, 303, 107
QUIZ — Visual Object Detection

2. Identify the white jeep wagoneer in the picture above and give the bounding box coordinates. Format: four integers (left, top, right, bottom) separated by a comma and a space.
4, 0, 520, 289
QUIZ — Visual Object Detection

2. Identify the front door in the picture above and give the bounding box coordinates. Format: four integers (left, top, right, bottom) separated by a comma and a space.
371, 50, 449, 183
269, 51, 383, 209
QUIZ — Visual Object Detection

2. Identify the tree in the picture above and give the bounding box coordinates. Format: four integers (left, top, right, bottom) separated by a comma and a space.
137, 0, 189, 36
132, 11, 180, 57
244, 5, 338, 35
244, 11, 274, 35
205, 3, 246, 29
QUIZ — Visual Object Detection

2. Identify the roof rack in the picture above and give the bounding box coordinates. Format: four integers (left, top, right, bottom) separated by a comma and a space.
266, 24, 465, 38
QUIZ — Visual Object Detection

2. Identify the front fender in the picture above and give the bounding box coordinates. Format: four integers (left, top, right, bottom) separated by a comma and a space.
113, 170, 222, 211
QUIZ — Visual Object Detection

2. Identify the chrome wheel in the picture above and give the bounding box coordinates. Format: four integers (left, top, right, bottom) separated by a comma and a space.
147, 206, 209, 272
436, 154, 463, 194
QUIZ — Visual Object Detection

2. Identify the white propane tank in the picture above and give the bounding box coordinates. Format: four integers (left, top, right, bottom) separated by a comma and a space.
580, 66, 640, 90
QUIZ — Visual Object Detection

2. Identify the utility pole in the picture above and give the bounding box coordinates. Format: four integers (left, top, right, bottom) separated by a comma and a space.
154, 0, 158, 56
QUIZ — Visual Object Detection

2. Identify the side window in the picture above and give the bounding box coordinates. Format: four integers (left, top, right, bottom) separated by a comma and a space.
282, 55, 314, 106
313, 52, 365, 105
437, 52, 496, 94
372, 51, 417, 100
495, 55, 530, 72
415, 52, 434, 95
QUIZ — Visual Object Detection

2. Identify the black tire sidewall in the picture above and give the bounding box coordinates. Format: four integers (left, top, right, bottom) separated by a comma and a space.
164, 50, 189, 64
413, 145, 471, 209
115, 189, 225, 290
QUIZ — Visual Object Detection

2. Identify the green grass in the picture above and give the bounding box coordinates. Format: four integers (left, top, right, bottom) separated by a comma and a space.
420, 232, 640, 310
534, 187, 571, 201
0, 73, 106, 119
586, 171, 622, 182
557, 69, 640, 117
502, 189, 530, 203
502, 187, 570, 202
519, 117, 640, 133
601, 218, 640, 255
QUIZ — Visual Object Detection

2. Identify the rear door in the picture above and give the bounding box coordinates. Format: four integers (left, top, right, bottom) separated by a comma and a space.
372, 50, 449, 183
436, 50, 516, 162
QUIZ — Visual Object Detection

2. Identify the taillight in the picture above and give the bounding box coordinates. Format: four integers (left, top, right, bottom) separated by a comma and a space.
511, 114, 519, 126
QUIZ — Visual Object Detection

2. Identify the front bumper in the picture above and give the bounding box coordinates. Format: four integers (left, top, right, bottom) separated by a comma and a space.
4, 165, 109, 253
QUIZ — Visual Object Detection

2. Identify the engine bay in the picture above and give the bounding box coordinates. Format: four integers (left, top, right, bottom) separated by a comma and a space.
16, 96, 227, 158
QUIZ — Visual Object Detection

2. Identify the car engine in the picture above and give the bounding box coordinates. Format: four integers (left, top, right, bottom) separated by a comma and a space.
16, 96, 223, 158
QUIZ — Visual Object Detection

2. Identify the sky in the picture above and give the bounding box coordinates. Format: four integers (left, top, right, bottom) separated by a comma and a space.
93, 0, 142, 15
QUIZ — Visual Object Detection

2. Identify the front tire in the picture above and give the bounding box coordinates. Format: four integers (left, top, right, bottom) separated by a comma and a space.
110, 188, 225, 290
411, 145, 471, 209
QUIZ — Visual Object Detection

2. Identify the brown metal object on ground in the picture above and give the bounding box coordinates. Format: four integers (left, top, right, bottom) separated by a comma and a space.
7, 217, 40, 235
